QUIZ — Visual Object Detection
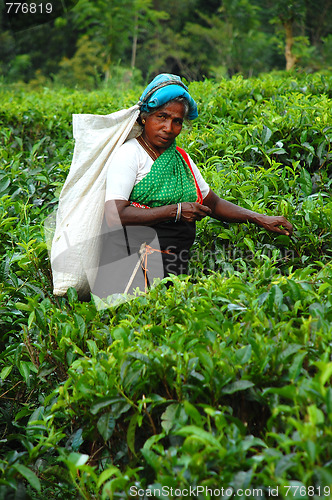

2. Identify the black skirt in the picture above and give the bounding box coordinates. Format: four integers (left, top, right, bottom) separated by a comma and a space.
92, 219, 195, 298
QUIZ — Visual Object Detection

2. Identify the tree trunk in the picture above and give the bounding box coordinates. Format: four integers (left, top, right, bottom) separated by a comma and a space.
284, 20, 297, 70
104, 49, 112, 83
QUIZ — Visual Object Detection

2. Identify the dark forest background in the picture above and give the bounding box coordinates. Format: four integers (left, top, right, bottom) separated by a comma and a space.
1, 0, 332, 87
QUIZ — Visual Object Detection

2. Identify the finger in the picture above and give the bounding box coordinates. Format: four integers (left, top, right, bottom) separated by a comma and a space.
279, 222, 293, 235
274, 225, 291, 236
285, 224, 293, 235
264, 221, 285, 234
270, 226, 285, 234
200, 213, 209, 220
278, 218, 293, 233
200, 204, 212, 214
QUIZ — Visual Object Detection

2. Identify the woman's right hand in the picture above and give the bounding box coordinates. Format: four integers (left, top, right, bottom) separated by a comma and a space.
105, 200, 212, 227
180, 202, 212, 222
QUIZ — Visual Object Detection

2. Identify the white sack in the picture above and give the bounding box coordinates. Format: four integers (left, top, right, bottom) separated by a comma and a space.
51, 104, 141, 298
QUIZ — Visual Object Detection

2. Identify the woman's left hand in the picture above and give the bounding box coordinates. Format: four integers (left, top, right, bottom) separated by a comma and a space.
255, 215, 293, 236
203, 190, 293, 235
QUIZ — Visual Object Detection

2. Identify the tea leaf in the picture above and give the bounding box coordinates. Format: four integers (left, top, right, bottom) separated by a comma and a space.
299, 168, 313, 195
97, 466, 121, 489
127, 413, 138, 456
71, 428, 84, 452
97, 412, 115, 441
261, 126, 272, 144
222, 380, 255, 395
235, 345, 252, 365
175, 425, 222, 449
13, 464, 41, 492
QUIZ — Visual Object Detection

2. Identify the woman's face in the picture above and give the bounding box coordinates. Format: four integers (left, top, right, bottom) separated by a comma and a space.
143, 101, 185, 153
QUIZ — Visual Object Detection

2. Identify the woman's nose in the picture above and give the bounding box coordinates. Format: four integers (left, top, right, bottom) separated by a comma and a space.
163, 119, 172, 132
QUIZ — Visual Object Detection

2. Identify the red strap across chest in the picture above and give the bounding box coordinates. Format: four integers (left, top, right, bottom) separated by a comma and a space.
176, 146, 203, 204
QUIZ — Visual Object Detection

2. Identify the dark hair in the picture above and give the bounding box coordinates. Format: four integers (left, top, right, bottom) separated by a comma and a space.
139, 96, 190, 125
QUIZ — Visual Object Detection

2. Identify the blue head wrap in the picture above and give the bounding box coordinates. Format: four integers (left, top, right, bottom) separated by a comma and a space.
139, 73, 198, 120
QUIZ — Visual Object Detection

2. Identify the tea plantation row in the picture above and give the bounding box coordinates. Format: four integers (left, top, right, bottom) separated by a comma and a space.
0, 72, 331, 499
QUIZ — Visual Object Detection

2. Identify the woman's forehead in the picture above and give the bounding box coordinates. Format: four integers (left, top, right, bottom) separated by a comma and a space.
152, 101, 186, 118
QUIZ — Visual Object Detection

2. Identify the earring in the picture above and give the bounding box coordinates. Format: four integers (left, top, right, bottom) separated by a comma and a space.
142, 119, 146, 125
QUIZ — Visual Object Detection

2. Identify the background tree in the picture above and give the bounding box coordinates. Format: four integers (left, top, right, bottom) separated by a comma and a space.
2, 0, 332, 84
69, 0, 135, 82
182, 0, 274, 78
269, 0, 307, 70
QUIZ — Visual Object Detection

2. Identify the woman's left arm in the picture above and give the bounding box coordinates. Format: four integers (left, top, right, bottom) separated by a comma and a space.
203, 189, 293, 236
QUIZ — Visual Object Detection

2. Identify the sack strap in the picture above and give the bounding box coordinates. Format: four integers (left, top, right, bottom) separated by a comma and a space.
138, 80, 188, 106
124, 242, 173, 293
176, 147, 203, 204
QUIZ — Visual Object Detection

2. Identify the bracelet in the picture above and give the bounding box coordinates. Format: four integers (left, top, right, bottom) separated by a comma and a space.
175, 203, 182, 222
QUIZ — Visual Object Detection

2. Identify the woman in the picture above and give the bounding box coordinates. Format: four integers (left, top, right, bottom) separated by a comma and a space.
94, 74, 293, 297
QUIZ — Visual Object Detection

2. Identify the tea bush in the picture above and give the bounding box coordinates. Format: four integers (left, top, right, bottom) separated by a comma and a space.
0, 73, 331, 499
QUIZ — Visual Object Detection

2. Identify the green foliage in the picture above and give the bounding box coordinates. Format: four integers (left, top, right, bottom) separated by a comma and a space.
56, 35, 104, 89
0, 73, 331, 498
2, 0, 332, 83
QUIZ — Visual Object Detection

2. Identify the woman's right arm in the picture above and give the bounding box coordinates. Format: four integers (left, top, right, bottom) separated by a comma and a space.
105, 200, 211, 227
104, 142, 211, 227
